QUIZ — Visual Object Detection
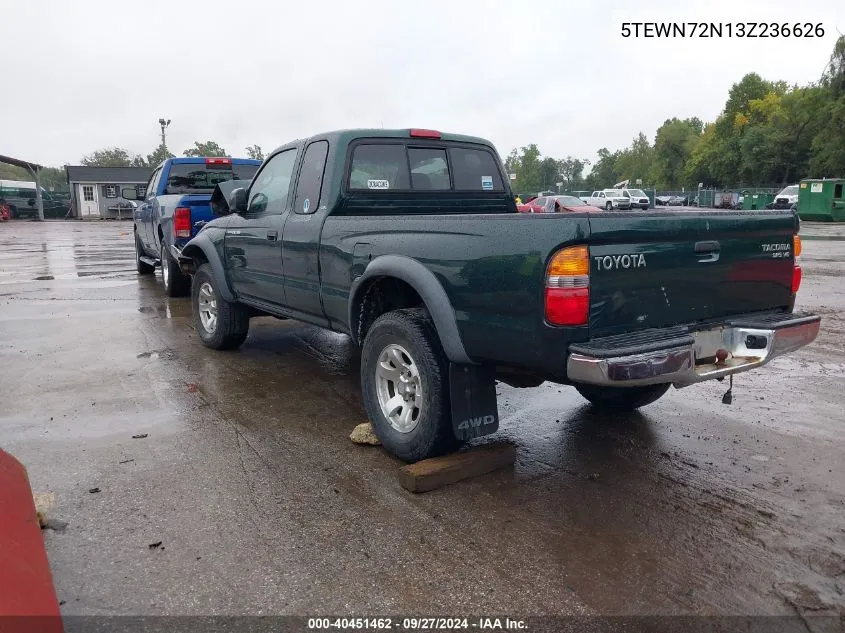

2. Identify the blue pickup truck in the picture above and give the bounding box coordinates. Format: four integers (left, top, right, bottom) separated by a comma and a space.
126, 157, 261, 296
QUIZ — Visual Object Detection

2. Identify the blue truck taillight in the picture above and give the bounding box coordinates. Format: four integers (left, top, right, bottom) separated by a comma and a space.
174, 207, 191, 238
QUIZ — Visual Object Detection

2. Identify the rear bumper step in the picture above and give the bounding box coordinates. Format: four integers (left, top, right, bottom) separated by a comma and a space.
567, 312, 820, 388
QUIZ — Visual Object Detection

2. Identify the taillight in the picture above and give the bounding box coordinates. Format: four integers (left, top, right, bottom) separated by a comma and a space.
409, 128, 441, 139
205, 157, 231, 165
545, 245, 589, 326
792, 235, 802, 294
174, 207, 191, 238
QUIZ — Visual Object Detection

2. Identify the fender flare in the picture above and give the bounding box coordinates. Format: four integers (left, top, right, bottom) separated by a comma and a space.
348, 255, 473, 365
179, 233, 236, 302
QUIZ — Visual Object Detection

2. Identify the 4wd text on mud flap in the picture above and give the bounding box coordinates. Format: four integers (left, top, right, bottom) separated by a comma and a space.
457, 415, 496, 431
594, 254, 647, 271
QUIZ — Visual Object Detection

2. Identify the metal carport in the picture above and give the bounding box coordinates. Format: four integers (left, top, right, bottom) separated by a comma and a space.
0, 154, 45, 221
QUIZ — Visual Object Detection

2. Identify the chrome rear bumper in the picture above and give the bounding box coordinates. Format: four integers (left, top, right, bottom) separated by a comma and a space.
566, 314, 820, 388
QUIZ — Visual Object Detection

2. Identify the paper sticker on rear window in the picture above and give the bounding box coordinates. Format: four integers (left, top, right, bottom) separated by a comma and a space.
367, 179, 390, 190
481, 176, 493, 191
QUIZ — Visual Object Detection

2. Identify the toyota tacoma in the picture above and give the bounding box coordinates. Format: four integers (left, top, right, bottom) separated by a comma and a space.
176, 128, 820, 462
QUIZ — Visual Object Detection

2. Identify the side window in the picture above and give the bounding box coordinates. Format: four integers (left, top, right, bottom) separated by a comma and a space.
408, 148, 450, 190
349, 144, 409, 191
835, 184, 843, 199
145, 169, 161, 200
247, 149, 297, 215
293, 141, 329, 214
599, 192, 606, 198
534, 197, 546, 207
449, 147, 504, 191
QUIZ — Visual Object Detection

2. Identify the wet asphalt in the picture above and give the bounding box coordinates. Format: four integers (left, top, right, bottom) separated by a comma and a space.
0, 220, 843, 618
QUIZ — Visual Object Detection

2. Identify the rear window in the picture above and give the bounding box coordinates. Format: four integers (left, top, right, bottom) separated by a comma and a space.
349, 144, 409, 191
348, 142, 504, 192
449, 147, 504, 191
166, 162, 259, 194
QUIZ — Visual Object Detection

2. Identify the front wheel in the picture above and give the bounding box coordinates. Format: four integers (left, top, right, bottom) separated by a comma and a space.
360, 308, 461, 462
605, 202, 613, 211
574, 383, 670, 410
191, 263, 249, 350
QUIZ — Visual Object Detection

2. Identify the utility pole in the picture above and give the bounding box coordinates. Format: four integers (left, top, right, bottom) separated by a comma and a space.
158, 118, 171, 147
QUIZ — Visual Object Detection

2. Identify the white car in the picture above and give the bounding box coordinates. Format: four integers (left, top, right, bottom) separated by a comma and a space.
774, 185, 799, 209
581, 189, 632, 211
621, 188, 650, 210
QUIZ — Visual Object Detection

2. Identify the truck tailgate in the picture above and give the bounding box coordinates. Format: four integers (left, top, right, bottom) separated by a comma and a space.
587, 210, 797, 337
176, 195, 214, 242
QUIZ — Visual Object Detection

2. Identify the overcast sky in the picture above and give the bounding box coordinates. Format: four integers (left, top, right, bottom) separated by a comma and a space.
3, 0, 843, 168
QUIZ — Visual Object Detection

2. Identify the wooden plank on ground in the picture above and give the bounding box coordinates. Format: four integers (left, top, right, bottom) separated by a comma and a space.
398, 444, 517, 493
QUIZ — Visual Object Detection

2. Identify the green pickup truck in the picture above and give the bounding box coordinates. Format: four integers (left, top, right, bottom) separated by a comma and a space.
177, 128, 820, 462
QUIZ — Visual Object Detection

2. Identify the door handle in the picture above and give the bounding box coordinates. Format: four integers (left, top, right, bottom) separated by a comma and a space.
694, 240, 719, 253
695, 240, 720, 262
266, 230, 278, 241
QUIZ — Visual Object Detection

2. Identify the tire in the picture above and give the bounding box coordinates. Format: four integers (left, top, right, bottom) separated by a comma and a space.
161, 242, 190, 297
135, 234, 154, 275
605, 202, 613, 211
360, 308, 461, 462
191, 263, 249, 350
574, 383, 670, 410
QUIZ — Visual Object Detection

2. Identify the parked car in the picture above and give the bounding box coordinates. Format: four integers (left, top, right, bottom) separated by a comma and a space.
519, 195, 601, 213
774, 185, 799, 209
174, 127, 819, 464
126, 156, 261, 296
580, 189, 632, 210
621, 188, 650, 210
655, 195, 672, 206
0, 180, 70, 218
667, 194, 689, 206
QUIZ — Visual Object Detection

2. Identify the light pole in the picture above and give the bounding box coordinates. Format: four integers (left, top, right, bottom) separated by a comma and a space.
158, 118, 171, 147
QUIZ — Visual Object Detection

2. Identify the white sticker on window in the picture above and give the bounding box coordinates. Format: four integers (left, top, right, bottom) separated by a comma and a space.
367, 179, 390, 190
481, 176, 493, 191
811, 182, 823, 193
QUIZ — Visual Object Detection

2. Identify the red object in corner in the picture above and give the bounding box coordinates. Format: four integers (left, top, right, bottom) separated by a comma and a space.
0, 449, 63, 633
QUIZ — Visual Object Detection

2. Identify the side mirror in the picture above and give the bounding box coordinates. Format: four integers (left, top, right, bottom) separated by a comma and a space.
230, 188, 247, 214
210, 180, 250, 216
121, 187, 139, 200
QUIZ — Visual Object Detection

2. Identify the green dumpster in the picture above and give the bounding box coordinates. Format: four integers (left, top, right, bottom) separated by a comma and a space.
742, 191, 776, 210
798, 179, 845, 222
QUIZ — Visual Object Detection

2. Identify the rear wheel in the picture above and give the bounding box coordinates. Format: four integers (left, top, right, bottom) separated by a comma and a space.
360, 308, 461, 462
605, 202, 613, 211
161, 243, 190, 297
574, 383, 670, 410
135, 234, 154, 275
191, 263, 249, 350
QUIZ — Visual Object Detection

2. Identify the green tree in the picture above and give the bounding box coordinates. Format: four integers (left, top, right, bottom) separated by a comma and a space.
183, 141, 229, 157
615, 132, 654, 185
810, 35, 845, 176
650, 119, 702, 187
80, 147, 140, 167
585, 147, 621, 190
557, 156, 590, 190
145, 142, 174, 167
245, 144, 264, 161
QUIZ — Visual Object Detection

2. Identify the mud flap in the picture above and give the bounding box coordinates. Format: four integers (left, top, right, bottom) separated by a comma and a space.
449, 363, 499, 441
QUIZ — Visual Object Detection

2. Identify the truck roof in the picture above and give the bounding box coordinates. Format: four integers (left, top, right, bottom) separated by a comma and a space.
268, 128, 497, 156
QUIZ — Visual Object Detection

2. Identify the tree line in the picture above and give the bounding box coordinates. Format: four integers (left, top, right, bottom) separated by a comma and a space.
507, 35, 845, 194
0, 139, 265, 191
